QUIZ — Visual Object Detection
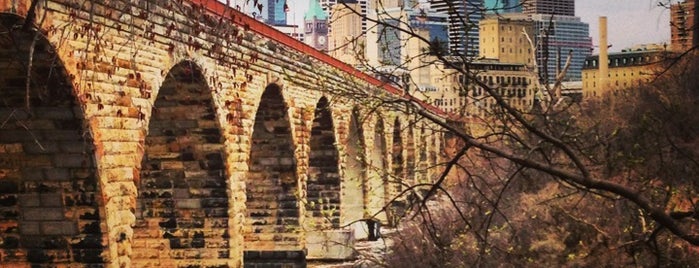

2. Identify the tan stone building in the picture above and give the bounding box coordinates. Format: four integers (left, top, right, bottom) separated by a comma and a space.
582, 45, 670, 98
427, 59, 538, 118
328, 0, 364, 65
479, 15, 536, 65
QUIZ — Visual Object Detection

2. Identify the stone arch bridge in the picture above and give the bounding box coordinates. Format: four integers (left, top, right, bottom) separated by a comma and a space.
0, 0, 446, 267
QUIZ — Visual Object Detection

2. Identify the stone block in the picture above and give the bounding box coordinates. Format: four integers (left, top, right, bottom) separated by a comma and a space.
19, 221, 41, 235
18, 194, 41, 207
39, 193, 63, 207
44, 168, 71, 181
23, 207, 64, 221
175, 199, 201, 209
53, 154, 87, 168
40, 221, 78, 235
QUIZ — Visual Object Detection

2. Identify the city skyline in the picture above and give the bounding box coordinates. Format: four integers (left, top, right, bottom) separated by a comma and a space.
280, 0, 671, 52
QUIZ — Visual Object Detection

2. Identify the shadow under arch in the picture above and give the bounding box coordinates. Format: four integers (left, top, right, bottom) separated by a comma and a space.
245, 84, 300, 250
391, 117, 404, 196
0, 14, 104, 265
405, 125, 416, 187
134, 61, 231, 266
306, 97, 340, 228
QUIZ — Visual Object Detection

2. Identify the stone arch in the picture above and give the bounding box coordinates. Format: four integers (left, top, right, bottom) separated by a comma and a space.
0, 14, 104, 265
367, 114, 387, 222
245, 84, 299, 249
417, 125, 428, 184
306, 97, 340, 228
133, 61, 230, 266
343, 107, 366, 226
405, 125, 416, 187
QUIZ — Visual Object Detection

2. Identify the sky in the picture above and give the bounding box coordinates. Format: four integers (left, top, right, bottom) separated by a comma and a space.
235, 0, 672, 53
576, 0, 670, 53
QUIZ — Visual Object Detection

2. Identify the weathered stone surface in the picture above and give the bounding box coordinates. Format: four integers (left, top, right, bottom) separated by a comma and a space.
0, 0, 444, 267
306, 230, 356, 260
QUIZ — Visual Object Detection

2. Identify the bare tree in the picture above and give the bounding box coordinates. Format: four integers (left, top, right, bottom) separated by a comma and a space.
314, 0, 699, 266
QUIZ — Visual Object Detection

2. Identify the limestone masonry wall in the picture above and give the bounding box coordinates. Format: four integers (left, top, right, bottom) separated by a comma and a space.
0, 0, 445, 267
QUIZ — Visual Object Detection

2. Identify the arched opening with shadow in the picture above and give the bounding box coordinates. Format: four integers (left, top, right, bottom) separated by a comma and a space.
245, 84, 299, 249
387, 118, 405, 226
343, 107, 366, 226
391, 118, 404, 197
405, 126, 416, 187
0, 14, 103, 265
134, 61, 230, 266
417, 125, 428, 184
306, 97, 340, 228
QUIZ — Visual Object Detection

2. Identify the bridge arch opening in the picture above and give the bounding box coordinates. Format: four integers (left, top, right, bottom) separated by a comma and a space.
387, 118, 405, 225
406, 126, 416, 187
135, 61, 230, 266
246, 84, 299, 249
391, 118, 404, 196
306, 97, 340, 228
0, 15, 103, 265
343, 107, 366, 228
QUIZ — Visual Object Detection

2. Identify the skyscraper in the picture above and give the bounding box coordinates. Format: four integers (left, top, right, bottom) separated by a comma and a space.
484, 0, 522, 14
266, 0, 289, 25
531, 14, 591, 82
430, 0, 484, 57
522, 0, 575, 16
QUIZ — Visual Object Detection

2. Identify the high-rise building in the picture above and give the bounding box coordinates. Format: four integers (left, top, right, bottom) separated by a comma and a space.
670, 0, 696, 52
305, 0, 329, 52
478, 13, 591, 82
266, 0, 289, 25
329, 0, 364, 65
522, 0, 574, 16
479, 15, 535, 65
321, 0, 368, 34
364, 1, 447, 66
430, 0, 484, 57
531, 14, 591, 82
484, 0, 522, 14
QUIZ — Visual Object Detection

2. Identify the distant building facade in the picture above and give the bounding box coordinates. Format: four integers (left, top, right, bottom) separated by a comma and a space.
581, 45, 670, 98
266, 0, 289, 25
304, 0, 329, 52
484, 0, 522, 14
273, 24, 304, 42
522, 0, 575, 16
479, 15, 535, 65
430, 0, 483, 57
670, 0, 696, 52
329, 0, 364, 65
531, 14, 592, 82
428, 59, 538, 117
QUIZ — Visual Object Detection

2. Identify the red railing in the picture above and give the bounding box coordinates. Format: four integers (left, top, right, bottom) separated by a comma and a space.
187, 0, 447, 117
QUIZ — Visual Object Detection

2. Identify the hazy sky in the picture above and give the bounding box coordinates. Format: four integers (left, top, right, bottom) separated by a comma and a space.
576, 0, 670, 52
262, 0, 672, 53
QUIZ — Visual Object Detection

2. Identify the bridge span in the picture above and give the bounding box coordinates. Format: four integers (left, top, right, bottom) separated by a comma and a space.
0, 0, 446, 266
